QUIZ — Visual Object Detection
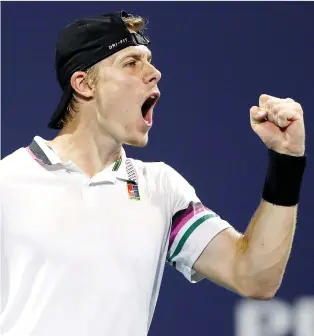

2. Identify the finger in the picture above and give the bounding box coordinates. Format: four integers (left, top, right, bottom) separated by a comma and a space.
259, 94, 295, 111
250, 106, 267, 123
285, 98, 295, 103
288, 101, 303, 115
266, 100, 282, 115
259, 94, 269, 110
277, 109, 298, 128
259, 94, 280, 110
269, 101, 292, 117
270, 102, 303, 122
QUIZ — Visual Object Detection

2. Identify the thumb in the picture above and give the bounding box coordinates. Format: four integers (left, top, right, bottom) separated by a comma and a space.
250, 106, 267, 125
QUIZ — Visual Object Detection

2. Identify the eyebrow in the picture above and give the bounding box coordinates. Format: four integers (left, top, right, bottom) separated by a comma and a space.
122, 51, 152, 63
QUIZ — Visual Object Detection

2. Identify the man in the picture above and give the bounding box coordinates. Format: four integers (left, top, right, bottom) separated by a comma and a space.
0, 10, 306, 336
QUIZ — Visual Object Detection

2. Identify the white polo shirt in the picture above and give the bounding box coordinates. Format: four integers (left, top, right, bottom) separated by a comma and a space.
0, 136, 231, 336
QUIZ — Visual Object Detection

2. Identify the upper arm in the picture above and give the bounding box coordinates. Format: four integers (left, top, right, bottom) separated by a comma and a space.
193, 227, 245, 294
163, 163, 232, 283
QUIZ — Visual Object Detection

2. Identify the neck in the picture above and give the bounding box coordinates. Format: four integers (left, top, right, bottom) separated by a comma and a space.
49, 118, 122, 178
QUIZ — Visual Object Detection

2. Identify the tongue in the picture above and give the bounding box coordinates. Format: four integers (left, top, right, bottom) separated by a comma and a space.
143, 108, 152, 125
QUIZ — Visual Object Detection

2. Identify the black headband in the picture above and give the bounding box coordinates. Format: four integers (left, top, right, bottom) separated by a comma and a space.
48, 10, 150, 129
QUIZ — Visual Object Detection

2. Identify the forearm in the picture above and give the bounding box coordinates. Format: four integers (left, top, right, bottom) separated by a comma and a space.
235, 200, 297, 298
195, 96, 306, 299
232, 145, 306, 298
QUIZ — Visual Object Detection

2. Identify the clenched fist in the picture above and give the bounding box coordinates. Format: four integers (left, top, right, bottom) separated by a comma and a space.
250, 94, 305, 157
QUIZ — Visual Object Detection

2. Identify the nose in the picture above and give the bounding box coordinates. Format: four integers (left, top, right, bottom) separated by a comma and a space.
143, 64, 162, 85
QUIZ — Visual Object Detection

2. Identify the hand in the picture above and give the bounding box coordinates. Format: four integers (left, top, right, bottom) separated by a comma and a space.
250, 94, 305, 157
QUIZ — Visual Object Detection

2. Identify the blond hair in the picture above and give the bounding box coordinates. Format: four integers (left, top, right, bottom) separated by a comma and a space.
63, 14, 146, 127
122, 14, 146, 32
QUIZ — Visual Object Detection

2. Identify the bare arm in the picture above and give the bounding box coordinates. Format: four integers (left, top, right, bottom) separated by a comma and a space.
194, 94, 306, 299
194, 200, 297, 299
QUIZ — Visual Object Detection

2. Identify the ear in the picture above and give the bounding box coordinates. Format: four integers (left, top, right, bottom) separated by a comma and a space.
70, 71, 95, 98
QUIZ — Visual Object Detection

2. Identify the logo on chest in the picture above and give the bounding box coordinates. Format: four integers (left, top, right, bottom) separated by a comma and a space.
127, 182, 140, 200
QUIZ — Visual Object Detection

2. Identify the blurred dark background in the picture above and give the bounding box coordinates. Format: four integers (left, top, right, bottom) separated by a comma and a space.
2, 2, 313, 335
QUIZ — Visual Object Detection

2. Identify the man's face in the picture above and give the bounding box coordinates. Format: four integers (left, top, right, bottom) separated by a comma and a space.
92, 45, 161, 147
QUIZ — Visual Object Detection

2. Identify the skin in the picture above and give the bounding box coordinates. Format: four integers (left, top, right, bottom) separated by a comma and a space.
50, 39, 306, 300
50, 44, 161, 177
194, 95, 305, 299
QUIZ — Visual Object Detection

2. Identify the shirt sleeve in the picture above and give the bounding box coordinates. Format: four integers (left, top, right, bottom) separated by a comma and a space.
163, 164, 232, 283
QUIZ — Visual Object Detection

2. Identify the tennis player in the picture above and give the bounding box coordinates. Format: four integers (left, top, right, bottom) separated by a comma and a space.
0, 10, 306, 336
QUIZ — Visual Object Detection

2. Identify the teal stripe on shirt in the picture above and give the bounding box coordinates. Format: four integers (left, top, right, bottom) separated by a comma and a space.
168, 213, 216, 262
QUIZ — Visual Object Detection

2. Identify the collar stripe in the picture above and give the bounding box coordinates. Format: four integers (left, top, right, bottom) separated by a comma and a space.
126, 159, 138, 184
112, 158, 122, 172
28, 140, 52, 165
27, 139, 137, 184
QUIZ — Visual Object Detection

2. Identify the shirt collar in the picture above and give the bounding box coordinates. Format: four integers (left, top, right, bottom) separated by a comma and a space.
28, 136, 61, 165
27, 136, 137, 184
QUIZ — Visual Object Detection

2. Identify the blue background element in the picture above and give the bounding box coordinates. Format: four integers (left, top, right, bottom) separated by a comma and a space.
2, 2, 313, 335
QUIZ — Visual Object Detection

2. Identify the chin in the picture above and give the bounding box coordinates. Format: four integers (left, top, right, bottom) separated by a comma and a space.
125, 133, 149, 148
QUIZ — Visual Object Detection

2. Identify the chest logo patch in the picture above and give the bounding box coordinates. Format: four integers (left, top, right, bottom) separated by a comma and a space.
127, 183, 140, 200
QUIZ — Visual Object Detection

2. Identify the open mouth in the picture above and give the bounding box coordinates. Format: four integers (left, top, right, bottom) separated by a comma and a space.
141, 93, 160, 125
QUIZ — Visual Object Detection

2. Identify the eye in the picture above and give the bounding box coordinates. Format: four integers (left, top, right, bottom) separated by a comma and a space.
124, 60, 137, 68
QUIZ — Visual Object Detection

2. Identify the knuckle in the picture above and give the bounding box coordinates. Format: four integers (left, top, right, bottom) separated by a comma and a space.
285, 98, 303, 112
266, 98, 283, 110
277, 110, 286, 119
294, 102, 303, 112
272, 104, 282, 114
285, 98, 295, 103
250, 106, 257, 113
266, 99, 274, 110
259, 93, 269, 101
